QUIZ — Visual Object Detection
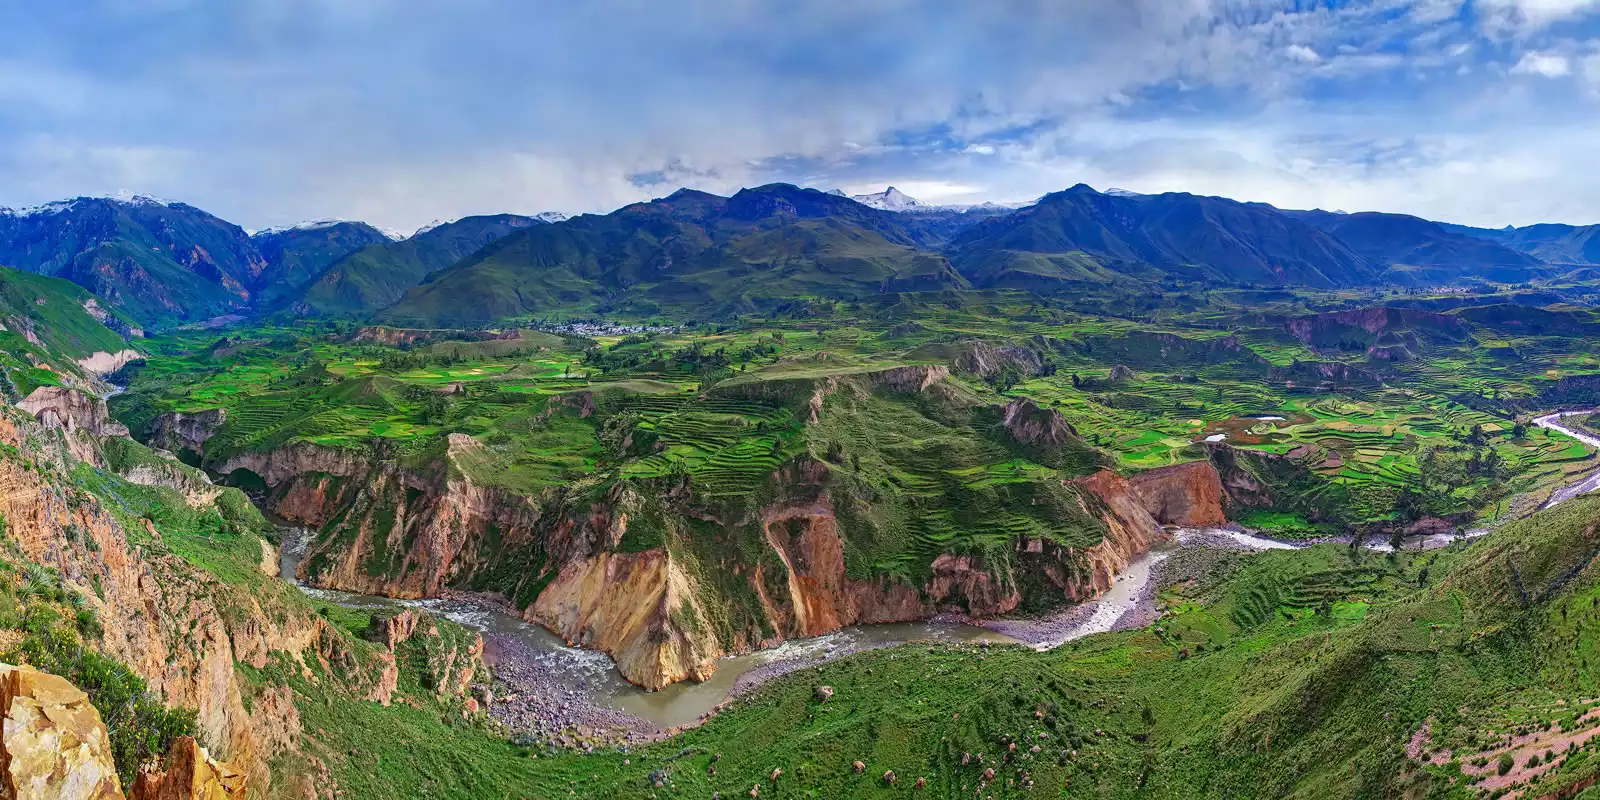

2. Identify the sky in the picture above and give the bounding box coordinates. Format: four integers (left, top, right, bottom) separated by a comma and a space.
4, 0, 1600, 233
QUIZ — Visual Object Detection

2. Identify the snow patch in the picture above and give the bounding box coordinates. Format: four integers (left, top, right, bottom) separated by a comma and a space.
253, 218, 362, 237
0, 193, 175, 218
852, 186, 925, 211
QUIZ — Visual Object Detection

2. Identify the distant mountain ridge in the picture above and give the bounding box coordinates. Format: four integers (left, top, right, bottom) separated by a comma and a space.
7, 182, 1600, 329
378, 184, 969, 327
947, 184, 1378, 290
1282, 209, 1549, 284
1441, 221, 1600, 266
0, 196, 266, 326
291, 213, 548, 317
250, 220, 395, 305
0, 194, 562, 327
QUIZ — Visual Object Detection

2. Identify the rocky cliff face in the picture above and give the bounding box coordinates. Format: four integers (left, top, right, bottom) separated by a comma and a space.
19, 386, 130, 438
0, 663, 125, 799
129, 737, 246, 800
0, 663, 247, 800
143, 410, 226, 459
75, 349, 143, 377
222, 366, 1164, 691
0, 409, 482, 796
1127, 460, 1228, 527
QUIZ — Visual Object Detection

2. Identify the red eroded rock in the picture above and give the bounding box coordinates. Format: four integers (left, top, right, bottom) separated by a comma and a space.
1126, 460, 1227, 527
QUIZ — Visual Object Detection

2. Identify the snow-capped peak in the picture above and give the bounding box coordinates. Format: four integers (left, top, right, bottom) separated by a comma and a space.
413, 218, 452, 237
1104, 188, 1145, 198
0, 193, 176, 218
851, 186, 924, 211
253, 218, 358, 237
533, 211, 568, 224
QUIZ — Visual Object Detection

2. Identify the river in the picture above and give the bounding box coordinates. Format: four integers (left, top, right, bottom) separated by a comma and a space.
1534, 411, 1600, 507
276, 528, 1011, 732
269, 408, 1600, 738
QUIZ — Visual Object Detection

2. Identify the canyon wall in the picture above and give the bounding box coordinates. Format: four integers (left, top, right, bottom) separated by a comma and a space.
1127, 460, 1228, 527
0, 408, 481, 796
222, 367, 1169, 691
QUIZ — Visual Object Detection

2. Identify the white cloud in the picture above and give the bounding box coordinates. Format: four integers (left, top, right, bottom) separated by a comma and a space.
1284, 44, 1321, 63
1512, 50, 1574, 76
1478, 0, 1600, 29
4, 0, 1600, 231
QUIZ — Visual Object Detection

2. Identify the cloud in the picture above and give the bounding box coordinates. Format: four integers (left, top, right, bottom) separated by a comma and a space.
1284, 44, 1321, 63
1478, 0, 1600, 29
1512, 50, 1574, 76
1, 1, 1600, 229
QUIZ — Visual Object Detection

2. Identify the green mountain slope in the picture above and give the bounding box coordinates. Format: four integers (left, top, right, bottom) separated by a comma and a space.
288, 214, 541, 316
1287, 209, 1551, 284
947, 185, 1378, 290
0, 197, 265, 326
0, 264, 141, 397
377, 184, 970, 326
1445, 221, 1600, 266
250, 220, 394, 304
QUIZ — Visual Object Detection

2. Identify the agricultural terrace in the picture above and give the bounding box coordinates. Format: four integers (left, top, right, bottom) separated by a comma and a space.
110, 290, 1600, 528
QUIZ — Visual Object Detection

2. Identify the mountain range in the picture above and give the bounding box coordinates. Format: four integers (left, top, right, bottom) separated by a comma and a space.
2, 183, 1597, 329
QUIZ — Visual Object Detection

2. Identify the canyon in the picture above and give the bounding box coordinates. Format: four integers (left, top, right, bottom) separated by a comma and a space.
180, 366, 1234, 691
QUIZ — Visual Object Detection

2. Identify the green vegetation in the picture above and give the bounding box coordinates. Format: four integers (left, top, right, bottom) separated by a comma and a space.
72, 274, 1600, 799
0, 266, 140, 399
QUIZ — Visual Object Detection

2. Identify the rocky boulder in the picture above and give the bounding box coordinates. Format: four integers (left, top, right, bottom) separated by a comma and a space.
130, 737, 246, 800
1127, 461, 1227, 527
0, 663, 124, 800
1001, 398, 1078, 447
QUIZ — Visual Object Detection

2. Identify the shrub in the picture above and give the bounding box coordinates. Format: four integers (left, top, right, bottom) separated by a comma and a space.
1498, 753, 1514, 775
3, 620, 195, 785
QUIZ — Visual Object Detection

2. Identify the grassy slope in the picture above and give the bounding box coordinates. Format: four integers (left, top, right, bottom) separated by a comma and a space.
0, 265, 137, 396
254, 494, 1600, 799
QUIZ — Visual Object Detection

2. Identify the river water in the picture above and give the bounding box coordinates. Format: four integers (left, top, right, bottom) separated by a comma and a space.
1534, 411, 1600, 507
276, 528, 1011, 729
270, 408, 1600, 731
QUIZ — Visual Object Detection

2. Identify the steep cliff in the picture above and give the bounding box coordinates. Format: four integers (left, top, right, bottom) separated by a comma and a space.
142, 410, 227, 459
1127, 460, 1228, 527
225, 364, 1164, 690
0, 407, 483, 795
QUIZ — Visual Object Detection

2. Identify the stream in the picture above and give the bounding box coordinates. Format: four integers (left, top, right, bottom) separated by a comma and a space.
266, 408, 1600, 740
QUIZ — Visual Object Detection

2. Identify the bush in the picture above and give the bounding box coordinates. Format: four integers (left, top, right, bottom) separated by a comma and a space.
1498, 753, 1514, 775
3, 620, 195, 785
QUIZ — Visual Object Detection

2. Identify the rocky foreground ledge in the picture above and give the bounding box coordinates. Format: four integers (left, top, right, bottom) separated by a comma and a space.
0, 662, 244, 800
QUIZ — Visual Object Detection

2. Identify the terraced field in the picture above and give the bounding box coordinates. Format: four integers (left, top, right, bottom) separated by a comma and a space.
111, 291, 1600, 532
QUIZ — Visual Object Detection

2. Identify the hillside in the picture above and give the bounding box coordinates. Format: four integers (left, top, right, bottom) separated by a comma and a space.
377, 184, 970, 326
249, 220, 394, 304
946, 185, 1378, 291
1286, 209, 1550, 284
0, 264, 142, 398
0, 196, 267, 326
1445, 221, 1600, 265
288, 213, 542, 317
